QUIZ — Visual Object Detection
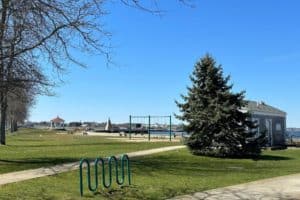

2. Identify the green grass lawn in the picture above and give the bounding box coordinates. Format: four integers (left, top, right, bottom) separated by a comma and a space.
0, 128, 180, 174
1, 147, 300, 200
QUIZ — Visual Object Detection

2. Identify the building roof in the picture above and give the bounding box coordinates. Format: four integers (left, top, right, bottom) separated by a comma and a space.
242, 100, 286, 117
51, 116, 65, 123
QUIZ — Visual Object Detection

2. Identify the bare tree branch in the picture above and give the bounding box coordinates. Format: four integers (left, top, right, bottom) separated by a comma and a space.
0, 0, 193, 144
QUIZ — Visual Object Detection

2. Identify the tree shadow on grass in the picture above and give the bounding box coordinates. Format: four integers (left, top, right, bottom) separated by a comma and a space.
253, 155, 293, 161
0, 157, 78, 165
6, 142, 128, 148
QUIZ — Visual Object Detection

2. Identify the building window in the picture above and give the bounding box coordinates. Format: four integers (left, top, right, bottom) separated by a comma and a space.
276, 123, 282, 131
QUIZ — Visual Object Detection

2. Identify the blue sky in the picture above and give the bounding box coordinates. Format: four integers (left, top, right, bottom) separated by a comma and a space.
30, 0, 300, 127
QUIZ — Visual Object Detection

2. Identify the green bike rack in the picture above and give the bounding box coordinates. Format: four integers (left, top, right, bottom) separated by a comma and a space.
79, 154, 131, 196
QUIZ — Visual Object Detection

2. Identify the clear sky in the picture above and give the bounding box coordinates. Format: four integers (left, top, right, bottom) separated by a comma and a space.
30, 0, 300, 127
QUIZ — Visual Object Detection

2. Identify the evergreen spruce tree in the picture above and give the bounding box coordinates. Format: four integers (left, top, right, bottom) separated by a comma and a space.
176, 54, 266, 157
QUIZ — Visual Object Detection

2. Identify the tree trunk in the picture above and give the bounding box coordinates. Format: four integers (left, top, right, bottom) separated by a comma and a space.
10, 118, 13, 133
10, 119, 17, 132
0, 93, 7, 145
14, 120, 18, 132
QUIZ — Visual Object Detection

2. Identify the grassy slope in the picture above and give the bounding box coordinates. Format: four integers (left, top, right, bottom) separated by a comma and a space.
1, 148, 300, 200
0, 128, 179, 174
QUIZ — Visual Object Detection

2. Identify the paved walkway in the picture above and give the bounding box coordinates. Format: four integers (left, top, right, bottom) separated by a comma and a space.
0, 145, 185, 186
170, 173, 300, 200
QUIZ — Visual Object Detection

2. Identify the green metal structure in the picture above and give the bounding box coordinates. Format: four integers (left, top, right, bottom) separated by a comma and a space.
129, 115, 173, 141
79, 154, 131, 196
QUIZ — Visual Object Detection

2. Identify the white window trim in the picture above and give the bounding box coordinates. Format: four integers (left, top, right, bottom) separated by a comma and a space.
252, 118, 260, 137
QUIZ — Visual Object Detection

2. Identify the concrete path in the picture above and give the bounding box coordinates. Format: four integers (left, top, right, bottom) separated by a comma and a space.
170, 173, 300, 200
0, 145, 185, 186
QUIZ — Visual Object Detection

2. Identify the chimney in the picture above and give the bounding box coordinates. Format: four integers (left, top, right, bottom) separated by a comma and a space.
257, 101, 265, 107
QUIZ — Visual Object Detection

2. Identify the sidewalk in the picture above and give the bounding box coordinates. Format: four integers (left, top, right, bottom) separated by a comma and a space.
0, 145, 185, 186
170, 173, 300, 200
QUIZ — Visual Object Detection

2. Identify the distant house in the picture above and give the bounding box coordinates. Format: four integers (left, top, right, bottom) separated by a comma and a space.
241, 101, 286, 147
50, 116, 65, 129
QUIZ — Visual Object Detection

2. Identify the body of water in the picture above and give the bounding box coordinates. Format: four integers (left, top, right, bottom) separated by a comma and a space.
286, 131, 300, 138
149, 130, 188, 137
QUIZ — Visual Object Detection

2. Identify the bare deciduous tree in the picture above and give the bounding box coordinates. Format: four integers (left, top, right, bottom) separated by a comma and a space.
0, 0, 193, 145
7, 87, 35, 133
